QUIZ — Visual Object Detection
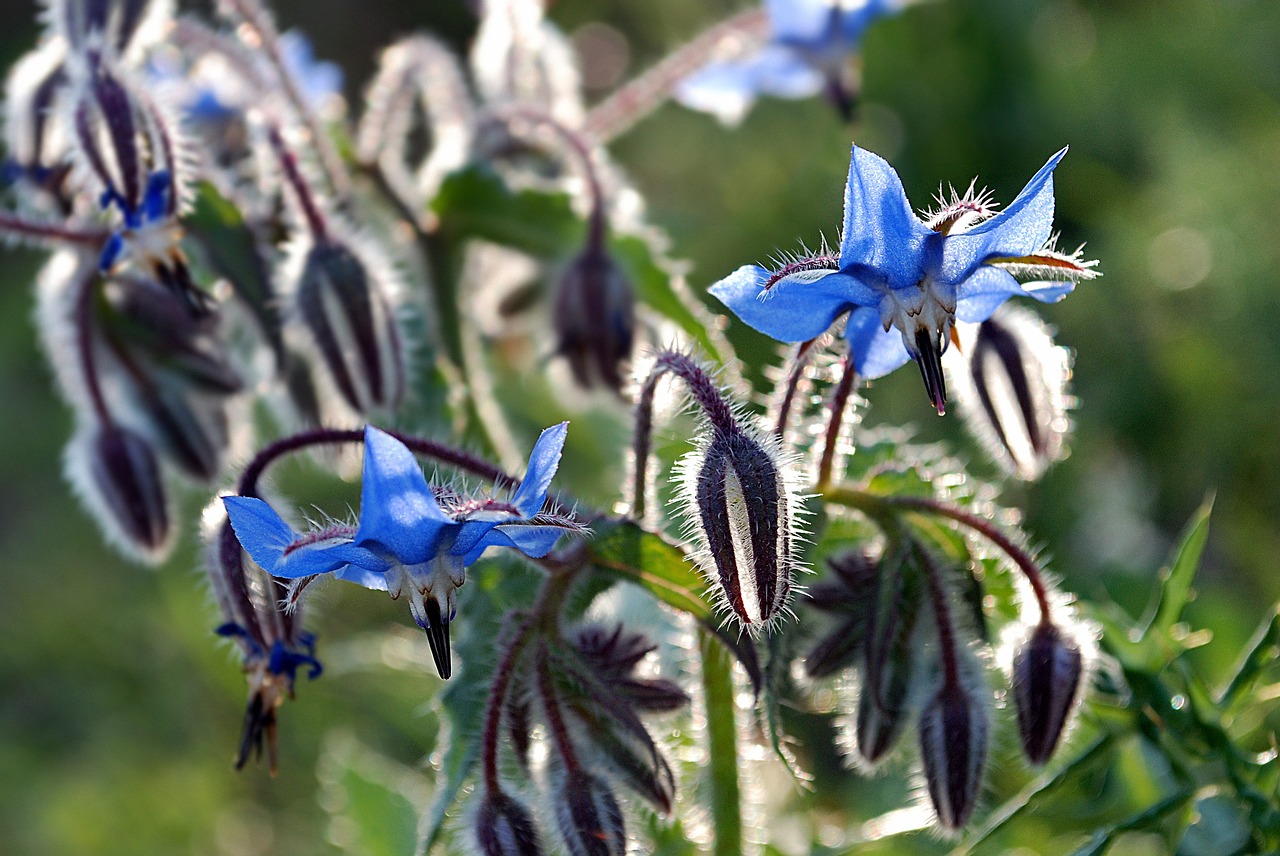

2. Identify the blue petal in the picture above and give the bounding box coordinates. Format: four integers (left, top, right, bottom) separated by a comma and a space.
767, 0, 838, 43
354, 427, 451, 565
462, 524, 568, 565
942, 148, 1066, 282
512, 422, 568, 517
98, 233, 124, 272
675, 61, 760, 125
142, 170, 171, 222
840, 146, 932, 289
744, 45, 826, 98
275, 540, 384, 580
334, 563, 390, 590
450, 518, 502, 560
955, 267, 1077, 324
223, 495, 296, 571
844, 306, 911, 379
709, 264, 877, 343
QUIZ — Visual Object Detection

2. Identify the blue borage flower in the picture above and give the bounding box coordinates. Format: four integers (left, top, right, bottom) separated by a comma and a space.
676, 0, 909, 124
223, 423, 581, 679
709, 145, 1099, 413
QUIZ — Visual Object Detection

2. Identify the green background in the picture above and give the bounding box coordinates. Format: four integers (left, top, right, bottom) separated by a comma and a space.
1, 0, 1277, 853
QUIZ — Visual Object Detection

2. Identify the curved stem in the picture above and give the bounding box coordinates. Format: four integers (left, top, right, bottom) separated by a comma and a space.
480, 615, 534, 792
916, 542, 960, 687
815, 353, 857, 489
235, 426, 518, 499
536, 642, 581, 773
772, 337, 818, 439
584, 8, 770, 143
0, 212, 110, 248
631, 350, 738, 519
487, 106, 607, 249
266, 124, 329, 243
822, 485, 1055, 625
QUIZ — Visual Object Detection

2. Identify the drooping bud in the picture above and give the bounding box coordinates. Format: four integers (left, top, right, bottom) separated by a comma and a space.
805, 550, 878, 679
855, 544, 924, 764
918, 680, 989, 832
290, 238, 406, 415
81, 424, 170, 560
52, 0, 171, 58
135, 379, 228, 482
570, 624, 689, 713
474, 790, 544, 856
553, 247, 635, 393
1010, 621, 1087, 764
554, 770, 627, 856
681, 427, 799, 630
947, 304, 1071, 480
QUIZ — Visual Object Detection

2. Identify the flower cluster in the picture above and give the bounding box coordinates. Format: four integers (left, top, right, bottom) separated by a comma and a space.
0, 0, 1130, 850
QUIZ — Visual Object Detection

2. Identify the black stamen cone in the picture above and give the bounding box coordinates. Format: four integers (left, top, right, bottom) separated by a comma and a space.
422, 596, 452, 679
914, 327, 948, 415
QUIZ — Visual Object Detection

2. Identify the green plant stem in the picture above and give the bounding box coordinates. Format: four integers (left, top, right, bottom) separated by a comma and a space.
699, 626, 743, 856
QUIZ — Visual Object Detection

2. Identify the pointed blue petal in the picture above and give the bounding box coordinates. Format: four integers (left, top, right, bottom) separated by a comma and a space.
845, 306, 911, 379
745, 45, 826, 98
512, 422, 568, 517
463, 524, 569, 565
450, 518, 502, 559
709, 264, 875, 343
840, 146, 932, 288
943, 148, 1066, 282
274, 540, 383, 580
223, 495, 296, 572
675, 61, 759, 125
334, 563, 390, 590
955, 267, 1076, 323
355, 426, 450, 565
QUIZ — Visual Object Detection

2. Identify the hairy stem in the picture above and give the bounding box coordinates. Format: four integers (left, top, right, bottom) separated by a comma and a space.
815, 352, 857, 489
772, 337, 819, 438
0, 212, 110, 248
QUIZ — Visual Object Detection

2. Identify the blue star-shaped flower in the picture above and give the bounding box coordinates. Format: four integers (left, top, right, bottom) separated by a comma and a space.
676, 0, 909, 123
709, 145, 1098, 413
223, 423, 579, 678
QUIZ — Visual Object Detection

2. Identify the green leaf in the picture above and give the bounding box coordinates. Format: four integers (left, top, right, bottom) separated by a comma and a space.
585, 520, 714, 622
319, 733, 424, 856
699, 627, 742, 856
1146, 499, 1213, 638
184, 181, 281, 358
431, 165, 581, 257
1217, 603, 1280, 711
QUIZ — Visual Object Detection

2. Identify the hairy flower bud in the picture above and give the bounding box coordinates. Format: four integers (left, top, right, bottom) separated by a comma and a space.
679, 427, 800, 630
553, 247, 635, 393
474, 790, 544, 856
555, 770, 626, 856
805, 550, 879, 679
136, 379, 228, 481
948, 304, 1071, 480
292, 239, 405, 415
918, 680, 989, 831
81, 424, 170, 559
3, 39, 70, 195
54, 0, 170, 57
1010, 621, 1087, 764
571, 623, 689, 712
855, 545, 924, 764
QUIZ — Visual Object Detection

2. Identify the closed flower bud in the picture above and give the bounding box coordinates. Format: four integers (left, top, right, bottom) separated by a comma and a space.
1010, 620, 1087, 765
918, 681, 989, 832
54, 0, 170, 57
474, 790, 544, 856
805, 550, 879, 679
3, 39, 70, 195
679, 426, 800, 630
81, 424, 170, 560
291, 239, 405, 415
947, 304, 1071, 481
553, 247, 635, 393
136, 380, 228, 481
571, 623, 690, 713
555, 770, 626, 856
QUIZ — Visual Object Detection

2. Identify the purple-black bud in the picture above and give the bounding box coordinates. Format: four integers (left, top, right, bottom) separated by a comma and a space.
555, 770, 627, 856
135, 380, 228, 482
292, 239, 405, 415
948, 305, 1071, 481
1010, 621, 1087, 765
805, 550, 879, 679
553, 247, 635, 393
3, 40, 70, 197
682, 427, 799, 630
918, 680, 989, 832
571, 623, 689, 713
474, 790, 544, 856
86, 424, 169, 557
55, 0, 168, 57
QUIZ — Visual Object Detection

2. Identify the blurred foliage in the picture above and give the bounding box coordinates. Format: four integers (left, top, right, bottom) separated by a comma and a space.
1, 0, 1279, 854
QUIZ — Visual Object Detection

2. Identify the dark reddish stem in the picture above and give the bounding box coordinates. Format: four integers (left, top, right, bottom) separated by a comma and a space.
73, 263, 112, 424
0, 212, 110, 247
480, 615, 534, 792
537, 643, 580, 773
266, 124, 329, 243
773, 338, 818, 438
632, 350, 737, 519
889, 496, 1054, 626
916, 542, 961, 687
816, 352, 858, 488
489, 106, 607, 249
